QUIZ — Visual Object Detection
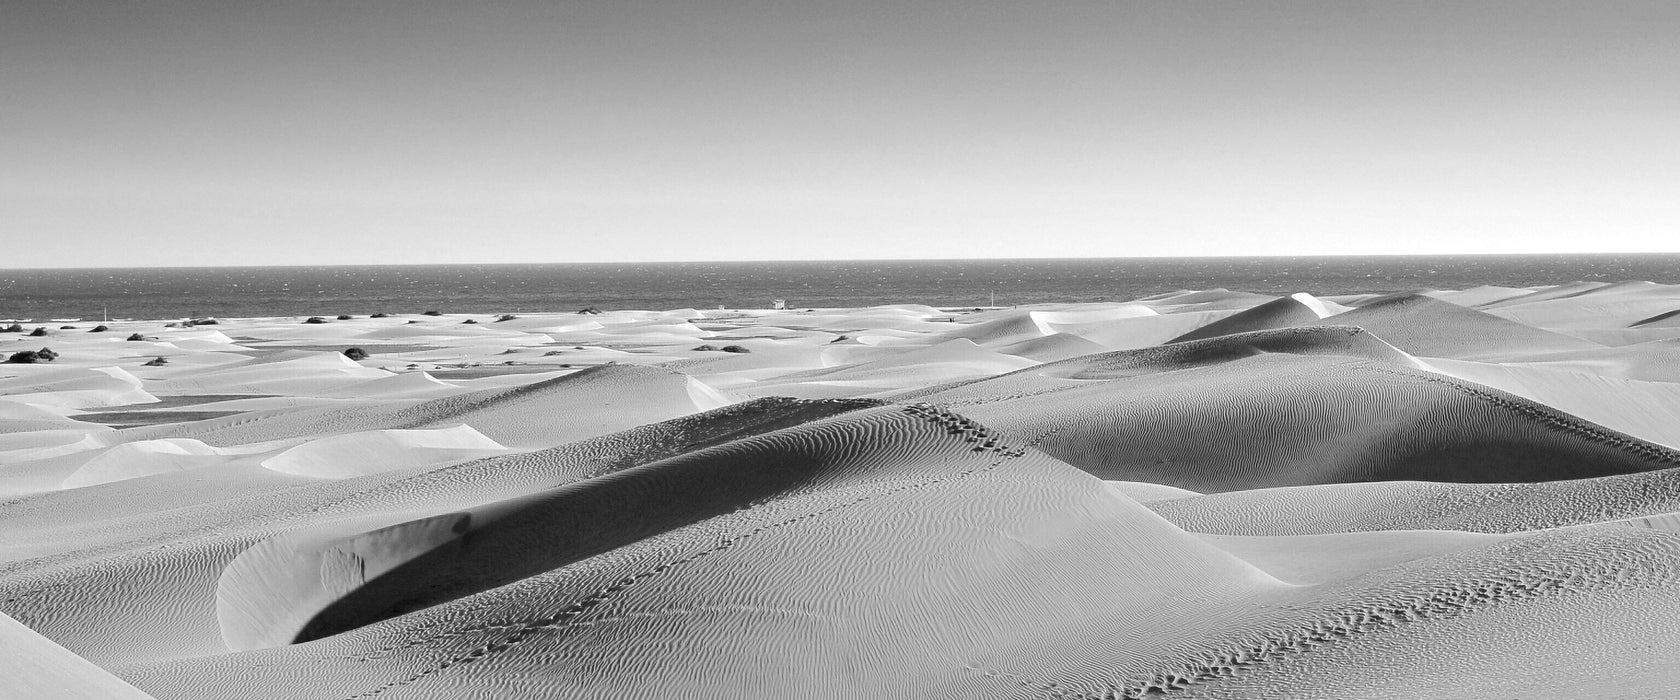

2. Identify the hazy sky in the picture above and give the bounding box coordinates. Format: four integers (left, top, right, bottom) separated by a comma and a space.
3, 1, 1677, 267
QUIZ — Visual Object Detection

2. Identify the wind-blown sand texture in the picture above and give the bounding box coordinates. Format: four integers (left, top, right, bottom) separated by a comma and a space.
6, 286, 1680, 699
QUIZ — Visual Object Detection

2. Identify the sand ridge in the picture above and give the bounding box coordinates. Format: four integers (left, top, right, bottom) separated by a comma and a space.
4, 287, 1680, 698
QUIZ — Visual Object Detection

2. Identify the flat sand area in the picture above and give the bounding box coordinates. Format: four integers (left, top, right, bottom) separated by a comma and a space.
7, 284, 1680, 698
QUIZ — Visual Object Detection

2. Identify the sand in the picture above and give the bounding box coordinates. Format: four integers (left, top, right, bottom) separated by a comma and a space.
5, 288, 1680, 698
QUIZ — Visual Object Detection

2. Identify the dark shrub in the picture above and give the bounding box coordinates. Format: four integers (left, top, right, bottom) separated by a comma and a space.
5, 350, 41, 364
831, 335, 849, 343
1, 323, 22, 333
126, 333, 147, 341
303, 316, 327, 324
406, 320, 421, 324
343, 347, 369, 360
89, 325, 109, 333
28, 327, 47, 337
577, 307, 602, 315
462, 319, 477, 324
189, 318, 219, 326
496, 314, 518, 322
370, 312, 390, 318
422, 310, 443, 316
60, 325, 77, 330
542, 350, 564, 356
692, 344, 716, 351
720, 345, 751, 353
36, 347, 58, 361
336, 315, 353, 320
143, 356, 168, 366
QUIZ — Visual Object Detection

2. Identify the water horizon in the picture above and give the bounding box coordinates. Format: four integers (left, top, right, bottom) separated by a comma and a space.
5, 253, 1680, 322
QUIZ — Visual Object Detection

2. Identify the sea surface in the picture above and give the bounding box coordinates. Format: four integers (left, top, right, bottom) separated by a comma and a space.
4, 254, 1679, 321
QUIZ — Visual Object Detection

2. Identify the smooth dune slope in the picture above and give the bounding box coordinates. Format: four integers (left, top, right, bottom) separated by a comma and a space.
7, 288, 1680, 699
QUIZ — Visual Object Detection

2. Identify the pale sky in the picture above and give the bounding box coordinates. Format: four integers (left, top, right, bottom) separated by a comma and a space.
3, 1, 1677, 268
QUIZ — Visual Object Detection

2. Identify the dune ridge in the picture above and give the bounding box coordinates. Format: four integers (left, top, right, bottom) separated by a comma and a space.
6, 286, 1680, 698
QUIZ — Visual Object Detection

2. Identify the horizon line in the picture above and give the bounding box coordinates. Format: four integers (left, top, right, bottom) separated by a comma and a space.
8, 250, 1680, 273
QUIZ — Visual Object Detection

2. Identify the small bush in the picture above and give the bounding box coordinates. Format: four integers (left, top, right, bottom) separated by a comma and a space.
343, 347, 369, 361
407, 320, 420, 324
370, 312, 390, 318
542, 350, 564, 356
5, 350, 42, 364
336, 314, 353, 320
36, 347, 58, 361
496, 314, 518, 322
577, 307, 602, 315
126, 333, 147, 341
1, 323, 22, 333
60, 325, 77, 330
831, 335, 849, 343
720, 345, 751, 353
189, 318, 219, 326
143, 356, 168, 366
28, 327, 47, 337
462, 319, 477, 324
692, 344, 716, 351
303, 316, 327, 324
422, 310, 443, 316
89, 325, 109, 333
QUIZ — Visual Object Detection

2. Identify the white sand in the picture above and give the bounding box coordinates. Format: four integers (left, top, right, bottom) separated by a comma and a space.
5, 287, 1680, 698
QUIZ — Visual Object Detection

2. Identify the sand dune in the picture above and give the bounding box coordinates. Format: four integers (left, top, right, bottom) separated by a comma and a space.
7, 286, 1680, 698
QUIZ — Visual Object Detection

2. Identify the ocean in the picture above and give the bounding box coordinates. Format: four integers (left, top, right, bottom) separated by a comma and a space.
3, 254, 1679, 321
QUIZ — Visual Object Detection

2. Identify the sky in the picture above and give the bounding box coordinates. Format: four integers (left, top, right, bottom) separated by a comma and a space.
3, 1, 1677, 268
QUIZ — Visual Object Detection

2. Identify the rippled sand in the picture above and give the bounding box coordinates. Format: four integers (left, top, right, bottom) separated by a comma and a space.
6, 285, 1680, 699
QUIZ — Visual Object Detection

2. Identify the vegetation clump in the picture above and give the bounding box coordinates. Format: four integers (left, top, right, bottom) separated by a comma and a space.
720, 345, 751, 353
188, 318, 219, 326
577, 307, 602, 315
370, 312, 390, 318
5, 349, 55, 364
303, 316, 328, 324
336, 315, 353, 320
126, 333, 148, 342
2, 323, 23, 333
28, 327, 47, 337
343, 347, 369, 361
143, 356, 168, 366
692, 344, 716, 351
60, 325, 77, 330
422, 310, 444, 316
89, 325, 109, 333
462, 319, 477, 324
496, 314, 518, 322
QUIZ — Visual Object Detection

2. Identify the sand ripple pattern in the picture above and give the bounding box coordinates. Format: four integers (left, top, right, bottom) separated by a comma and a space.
5, 289, 1680, 699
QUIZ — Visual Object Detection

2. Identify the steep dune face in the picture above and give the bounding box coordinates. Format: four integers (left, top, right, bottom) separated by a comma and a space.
133, 407, 1292, 699
1167, 294, 1327, 343
1301, 292, 1600, 359
939, 350, 1680, 492
903, 325, 1680, 492
10, 290, 1680, 699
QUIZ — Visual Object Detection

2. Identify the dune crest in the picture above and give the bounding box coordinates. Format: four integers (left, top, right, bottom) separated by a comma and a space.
6, 288, 1680, 698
